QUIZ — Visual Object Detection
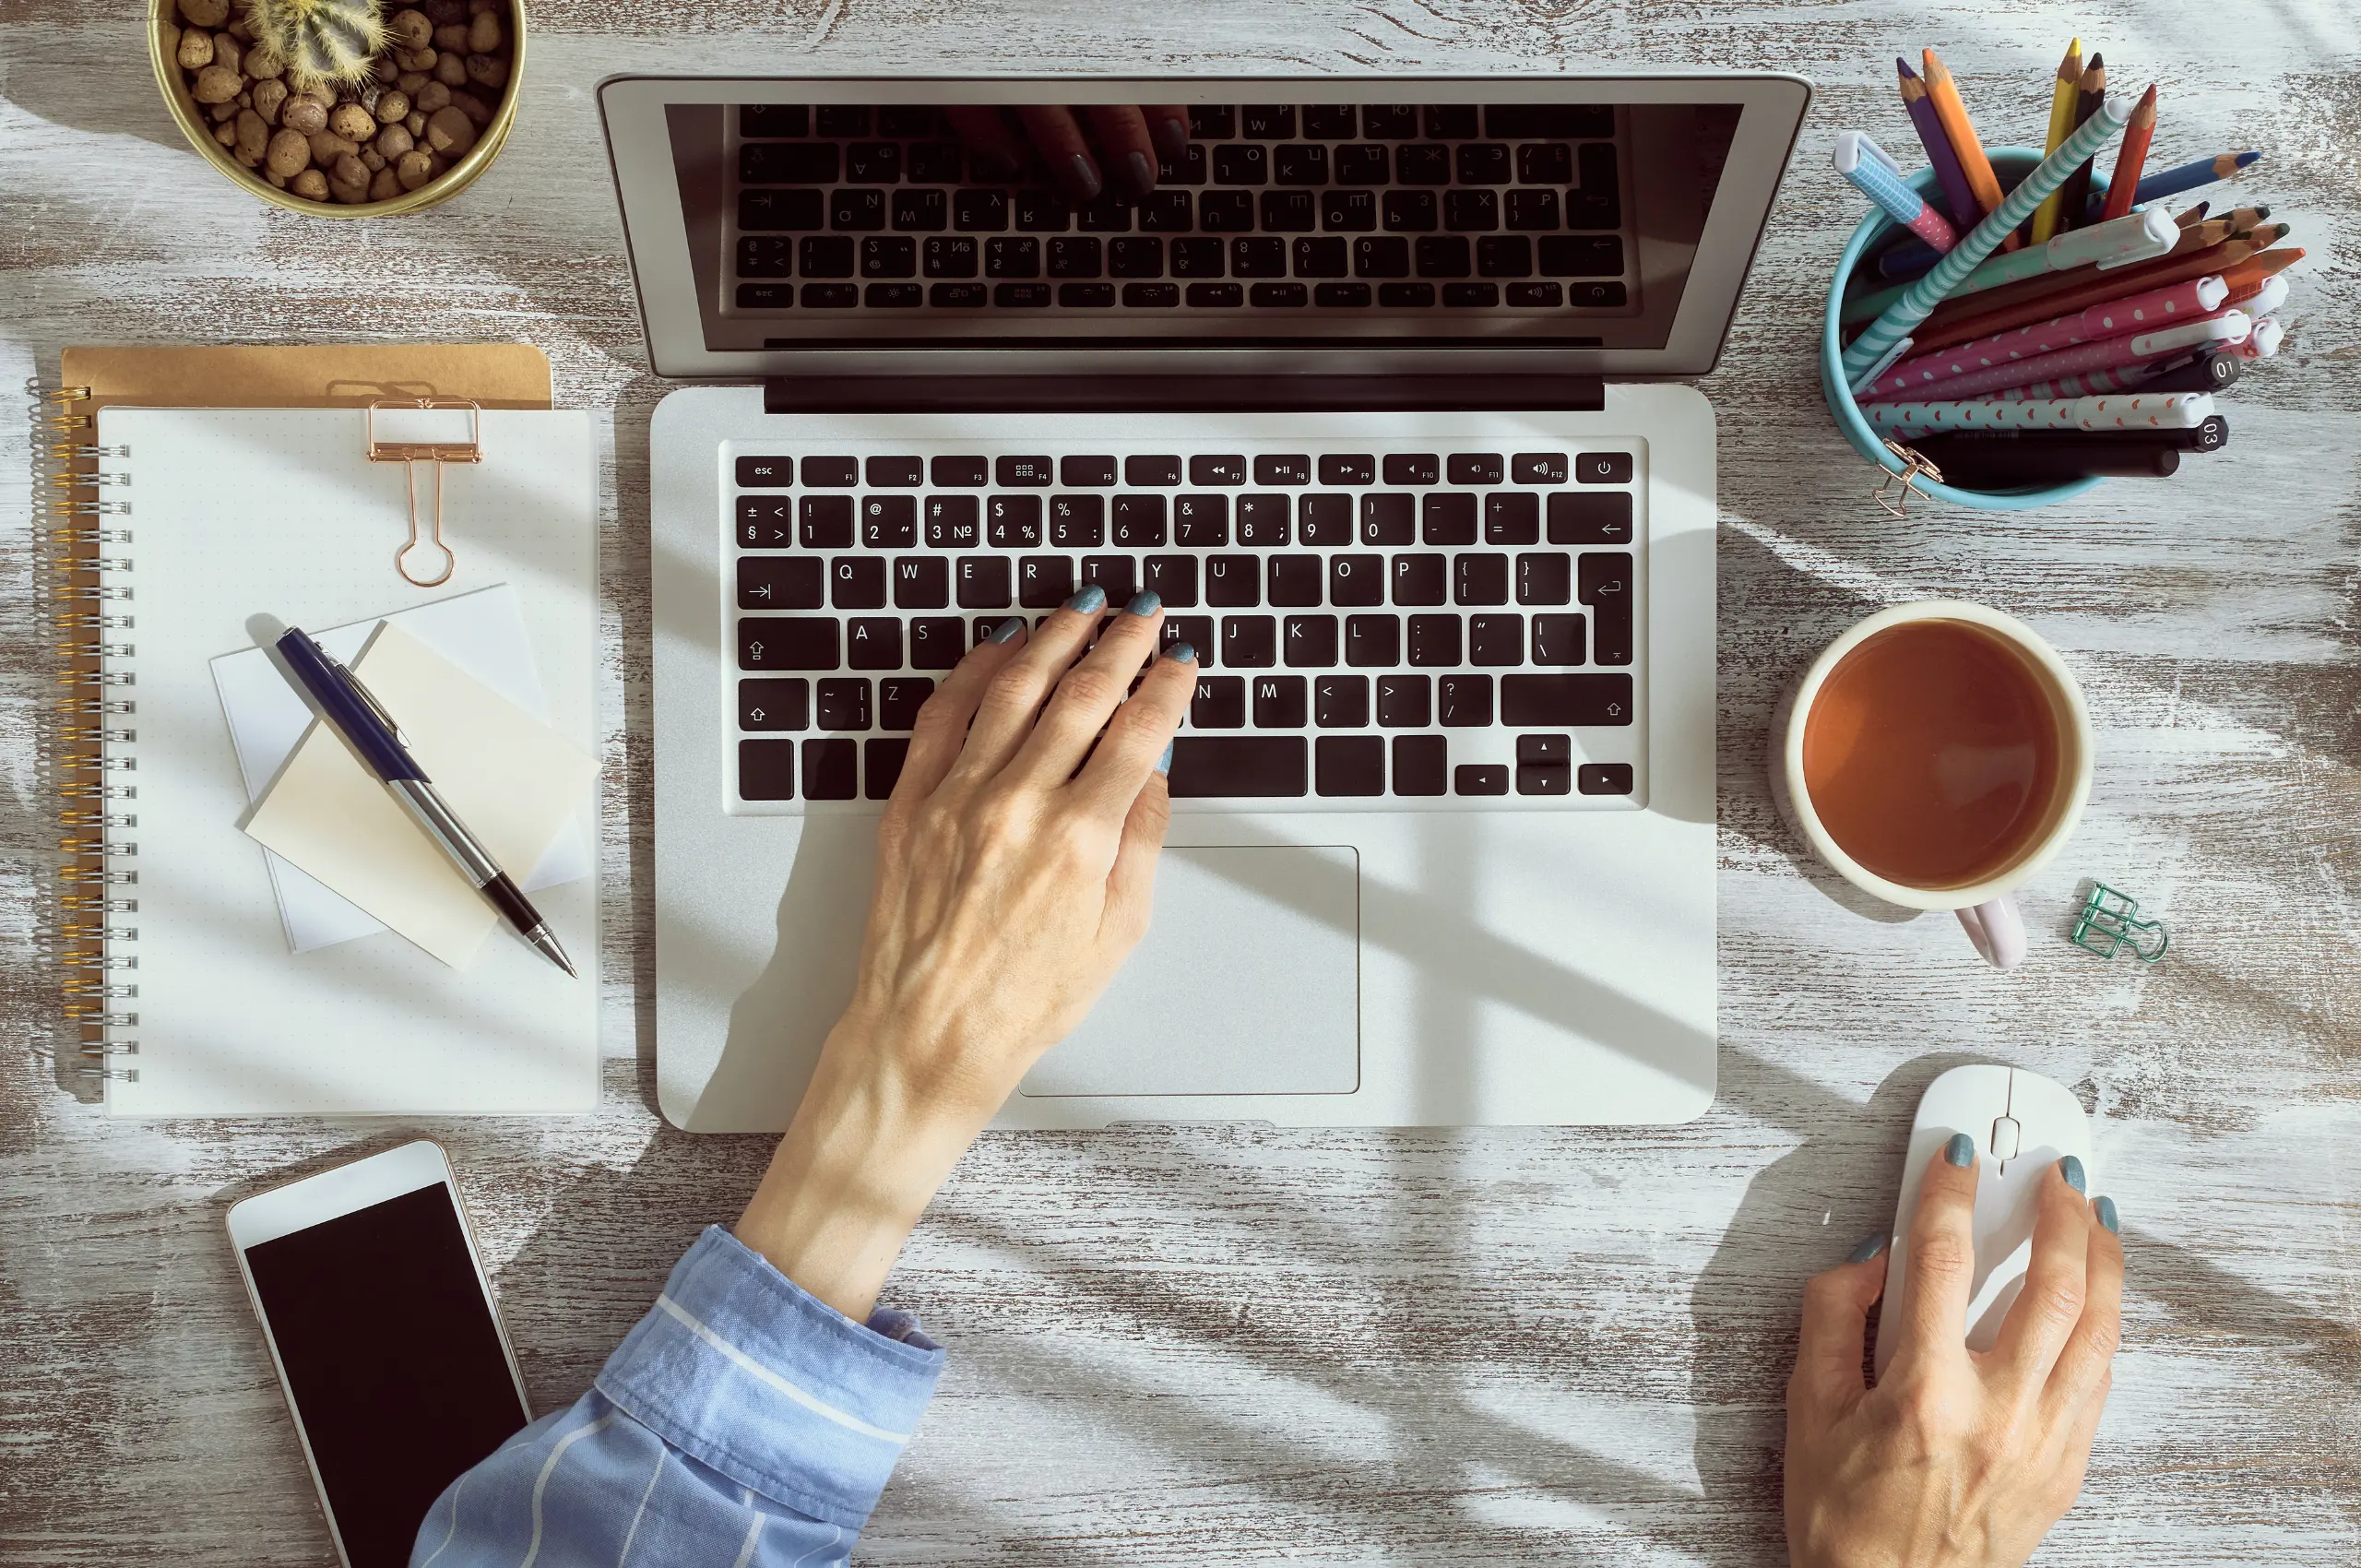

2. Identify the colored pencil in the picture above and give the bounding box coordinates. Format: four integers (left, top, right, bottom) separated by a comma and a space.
2055, 55, 2107, 232
1840, 208, 2176, 329
1864, 309, 2248, 406
2086, 150, 2259, 214
2211, 244, 2304, 299
2031, 40, 2084, 244
2102, 85, 2159, 222
1841, 94, 2136, 378
2175, 202, 2211, 227
1867, 390, 2215, 435
1898, 59, 1978, 229
1912, 236, 2262, 355
1920, 50, 2017, 249
2211, 205, 2270, 235
1912, 220, 2236, 339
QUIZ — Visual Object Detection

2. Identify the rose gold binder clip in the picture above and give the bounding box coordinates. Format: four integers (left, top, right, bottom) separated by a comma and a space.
367, 398, 482, 588
1873, 439, 1942, 517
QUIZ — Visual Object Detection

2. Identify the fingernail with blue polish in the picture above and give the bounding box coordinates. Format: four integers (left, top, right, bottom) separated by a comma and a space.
1066, 152, 1103, 202
1848, 1232, 1889, 1265
1944, 1132, 1975, 1168
989, 616, 1026, 644
1125, 589, 1161, 617
1066, 585, 1107, 614
1165, 640, 1197, 663
1125, 148, 1158, 200
1155, 741, 1174, 776
2058, 1155, 2086, 1194
1153, 116, 1189, 162
2095, 1195, 2119, 1234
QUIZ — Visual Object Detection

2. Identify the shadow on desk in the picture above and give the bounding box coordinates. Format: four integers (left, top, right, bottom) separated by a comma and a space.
1684, 1052, 1977, 1532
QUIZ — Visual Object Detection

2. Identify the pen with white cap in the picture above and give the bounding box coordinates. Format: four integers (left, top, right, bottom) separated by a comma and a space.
272, 624, 576, 977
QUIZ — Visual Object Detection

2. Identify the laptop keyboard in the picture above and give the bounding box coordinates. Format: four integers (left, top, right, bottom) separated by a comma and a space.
726, 102, 1633, 317
725, 440, 1645, 810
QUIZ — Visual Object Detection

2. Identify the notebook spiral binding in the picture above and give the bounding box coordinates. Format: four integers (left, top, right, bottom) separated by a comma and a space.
32, 379, 139, 1086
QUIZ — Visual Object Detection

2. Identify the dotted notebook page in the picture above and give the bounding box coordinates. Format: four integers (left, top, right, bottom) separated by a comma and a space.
96, 407, 599, 1116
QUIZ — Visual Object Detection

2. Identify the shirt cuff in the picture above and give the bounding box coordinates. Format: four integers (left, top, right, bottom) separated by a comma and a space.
594, 1225, 945, 1529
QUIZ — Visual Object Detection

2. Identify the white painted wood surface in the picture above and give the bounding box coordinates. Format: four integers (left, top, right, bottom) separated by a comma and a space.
4, 2, 2356, 1562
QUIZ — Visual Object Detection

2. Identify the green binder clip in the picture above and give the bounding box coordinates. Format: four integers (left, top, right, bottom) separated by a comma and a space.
2070, 883, 2168, 962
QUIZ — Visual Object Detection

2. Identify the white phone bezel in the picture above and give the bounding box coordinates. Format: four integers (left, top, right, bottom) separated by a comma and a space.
225, 1139, 531, 1568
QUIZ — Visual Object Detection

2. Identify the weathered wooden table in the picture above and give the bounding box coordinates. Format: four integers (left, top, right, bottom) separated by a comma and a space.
5, 3, 2355, 1562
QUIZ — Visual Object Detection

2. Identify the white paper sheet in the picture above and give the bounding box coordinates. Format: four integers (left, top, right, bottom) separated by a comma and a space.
210, 585, 592, 952
241, 621, 599, 968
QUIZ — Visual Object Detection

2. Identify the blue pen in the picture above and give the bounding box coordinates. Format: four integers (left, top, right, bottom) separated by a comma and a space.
275, 625, 577, 977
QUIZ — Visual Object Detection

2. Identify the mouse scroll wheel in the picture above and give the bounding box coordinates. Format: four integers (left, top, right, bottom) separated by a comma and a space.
1990, 1116, 2022, 1160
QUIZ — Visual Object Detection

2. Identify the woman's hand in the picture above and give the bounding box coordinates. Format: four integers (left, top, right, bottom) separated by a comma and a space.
736, 589, 1195, 1318
943, 104, 1191, 201
1785, 1142, 2123, 1568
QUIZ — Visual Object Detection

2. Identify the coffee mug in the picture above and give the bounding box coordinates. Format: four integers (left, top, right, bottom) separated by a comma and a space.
1773, 601, 2094, 968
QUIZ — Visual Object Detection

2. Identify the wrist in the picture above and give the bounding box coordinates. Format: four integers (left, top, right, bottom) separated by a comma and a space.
733, 1014, 988, 1320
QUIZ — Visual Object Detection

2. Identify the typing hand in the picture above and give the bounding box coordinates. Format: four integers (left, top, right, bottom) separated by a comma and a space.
944, 104, 1191, 201
1784, 1146, 2123, 1568
736, 591, 1194, 1317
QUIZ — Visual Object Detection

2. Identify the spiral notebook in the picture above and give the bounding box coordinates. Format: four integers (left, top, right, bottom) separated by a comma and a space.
45, 345, 601, 1116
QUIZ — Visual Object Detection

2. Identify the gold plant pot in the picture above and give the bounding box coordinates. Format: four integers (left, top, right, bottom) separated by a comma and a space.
148, 0, 524, 217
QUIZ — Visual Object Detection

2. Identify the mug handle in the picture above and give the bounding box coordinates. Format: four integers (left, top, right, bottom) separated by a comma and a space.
1955, 898, 2027, 969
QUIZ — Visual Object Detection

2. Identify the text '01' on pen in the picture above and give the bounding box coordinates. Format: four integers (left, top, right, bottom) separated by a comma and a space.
272, 624, 578, 977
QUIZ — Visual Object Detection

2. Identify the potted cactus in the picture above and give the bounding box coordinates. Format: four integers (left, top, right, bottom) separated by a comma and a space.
149, 0, 526, 215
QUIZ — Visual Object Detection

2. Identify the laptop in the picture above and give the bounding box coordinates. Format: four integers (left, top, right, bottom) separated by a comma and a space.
599, 76, 1810, 1131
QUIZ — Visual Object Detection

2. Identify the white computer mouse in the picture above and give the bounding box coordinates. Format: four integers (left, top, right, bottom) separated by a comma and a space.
1874, 1063, 2094, 1377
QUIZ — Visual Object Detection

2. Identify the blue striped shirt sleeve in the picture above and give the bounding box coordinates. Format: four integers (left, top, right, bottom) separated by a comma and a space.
410, 1225, 944, 1567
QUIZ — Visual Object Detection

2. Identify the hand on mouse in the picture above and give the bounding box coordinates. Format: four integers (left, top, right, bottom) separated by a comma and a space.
943, 104, 1191, 201
1784, 1141, 2124, 1568
735, 591, 1195, 1318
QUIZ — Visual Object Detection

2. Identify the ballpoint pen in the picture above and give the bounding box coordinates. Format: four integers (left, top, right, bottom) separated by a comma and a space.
273, 624, 577, 977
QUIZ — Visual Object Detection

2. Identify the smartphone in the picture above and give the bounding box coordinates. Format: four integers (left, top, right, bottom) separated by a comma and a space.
226, 1140, 532, 1568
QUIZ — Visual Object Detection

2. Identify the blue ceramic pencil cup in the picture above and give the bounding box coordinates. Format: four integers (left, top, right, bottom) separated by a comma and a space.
1822, 147, 2104, 510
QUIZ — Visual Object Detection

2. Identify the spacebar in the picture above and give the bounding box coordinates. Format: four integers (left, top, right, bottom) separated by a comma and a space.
1167, 736, 1308, 797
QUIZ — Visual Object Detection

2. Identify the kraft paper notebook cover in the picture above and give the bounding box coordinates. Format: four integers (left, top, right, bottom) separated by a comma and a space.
46, 344, 599, 1115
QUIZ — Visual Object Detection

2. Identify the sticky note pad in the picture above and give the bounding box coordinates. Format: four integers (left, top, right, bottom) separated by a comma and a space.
244, 621, 599, 968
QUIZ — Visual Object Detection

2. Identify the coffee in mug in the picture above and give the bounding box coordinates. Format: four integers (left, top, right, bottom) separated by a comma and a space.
1775, 603, 2094, 968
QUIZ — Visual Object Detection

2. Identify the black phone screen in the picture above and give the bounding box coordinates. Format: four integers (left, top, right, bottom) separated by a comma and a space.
243, 1182, 531, 1567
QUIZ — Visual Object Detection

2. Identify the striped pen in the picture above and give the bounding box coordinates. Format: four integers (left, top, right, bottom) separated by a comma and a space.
1864, 390, 2216, 435
1869, 275, 2234, 398
1834, 132, 1957, 251
1841, 90, 2138, 381
1840, 208, 2176, 329
1864, 310, 2248, 405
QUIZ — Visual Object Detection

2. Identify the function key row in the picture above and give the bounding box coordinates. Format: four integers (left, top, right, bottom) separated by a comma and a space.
741, 184, 1616, 237
735, 493, 1634, 554
736, 452, 1634, 489
740, 104, 1614, 143
739, 142, 1616, 195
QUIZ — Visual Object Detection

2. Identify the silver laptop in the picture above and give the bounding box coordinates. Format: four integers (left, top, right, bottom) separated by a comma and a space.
600, 76, 1809, 1131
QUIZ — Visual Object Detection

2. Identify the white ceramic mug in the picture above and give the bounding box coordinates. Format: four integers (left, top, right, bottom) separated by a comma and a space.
1772, 601, 2094, 968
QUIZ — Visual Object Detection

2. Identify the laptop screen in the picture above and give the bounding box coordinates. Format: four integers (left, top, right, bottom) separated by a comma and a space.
603, 79, 1810, 376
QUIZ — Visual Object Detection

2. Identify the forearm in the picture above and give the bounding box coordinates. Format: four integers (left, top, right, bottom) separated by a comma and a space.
734, 1016, 991, 1320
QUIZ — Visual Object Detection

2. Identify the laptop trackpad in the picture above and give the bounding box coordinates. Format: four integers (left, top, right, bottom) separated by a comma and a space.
1019, 845, 1359, 1099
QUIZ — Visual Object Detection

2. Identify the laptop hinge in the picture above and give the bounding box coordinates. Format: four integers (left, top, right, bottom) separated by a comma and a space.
761, 374, 1607, 415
